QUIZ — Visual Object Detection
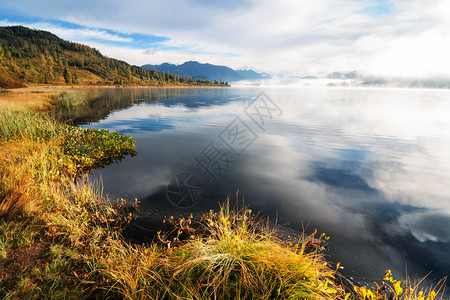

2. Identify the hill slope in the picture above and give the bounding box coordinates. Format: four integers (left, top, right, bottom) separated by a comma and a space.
142, 61, 269, 83
0, 26, 219, 87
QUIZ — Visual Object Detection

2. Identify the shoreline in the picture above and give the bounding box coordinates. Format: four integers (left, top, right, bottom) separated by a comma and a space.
0, 91, 446, 299
0, 84, 230, 111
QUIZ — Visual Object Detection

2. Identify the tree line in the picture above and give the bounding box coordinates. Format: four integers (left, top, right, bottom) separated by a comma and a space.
0, 26, 226, 87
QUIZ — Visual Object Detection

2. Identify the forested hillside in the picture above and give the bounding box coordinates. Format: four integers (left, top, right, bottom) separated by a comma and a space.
0, 26, 216, 88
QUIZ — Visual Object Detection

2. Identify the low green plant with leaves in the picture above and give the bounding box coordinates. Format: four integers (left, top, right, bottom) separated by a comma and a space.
62, 126, 137, 175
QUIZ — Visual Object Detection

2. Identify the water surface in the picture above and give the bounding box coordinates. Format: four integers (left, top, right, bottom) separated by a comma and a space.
77, 86, 450, 288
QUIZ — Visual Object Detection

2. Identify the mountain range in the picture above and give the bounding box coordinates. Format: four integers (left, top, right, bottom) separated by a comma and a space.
142, 61, 269, 83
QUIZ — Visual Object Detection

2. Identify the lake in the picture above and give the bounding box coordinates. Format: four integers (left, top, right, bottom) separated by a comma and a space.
69, 86, 450, 289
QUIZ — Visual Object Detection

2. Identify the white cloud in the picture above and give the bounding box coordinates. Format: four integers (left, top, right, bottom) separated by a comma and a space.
0, 19, 132, 43
86, 42, 239, 67
3, 0, 450, 76
143, 47, 160, 55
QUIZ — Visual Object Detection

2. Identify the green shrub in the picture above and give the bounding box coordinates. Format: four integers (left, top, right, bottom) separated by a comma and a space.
62, 126, 137, 174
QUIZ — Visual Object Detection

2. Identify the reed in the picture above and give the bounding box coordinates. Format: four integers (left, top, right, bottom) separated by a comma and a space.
52, 90, 87, 108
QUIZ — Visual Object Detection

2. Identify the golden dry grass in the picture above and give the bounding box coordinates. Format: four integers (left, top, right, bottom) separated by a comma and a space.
0, 87, 64, 110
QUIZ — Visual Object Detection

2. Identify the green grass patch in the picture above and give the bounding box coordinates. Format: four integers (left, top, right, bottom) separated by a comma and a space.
52, 90, 87, 108
0, 107, 59, 141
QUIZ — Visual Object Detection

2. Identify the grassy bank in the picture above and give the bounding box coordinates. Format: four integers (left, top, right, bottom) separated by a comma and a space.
0, 97, 447, 299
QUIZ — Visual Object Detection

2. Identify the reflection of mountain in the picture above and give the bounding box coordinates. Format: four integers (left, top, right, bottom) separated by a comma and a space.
53, 87, 241, 125
87, 118, 175, 135
142, 61, 270, 83
308, 167, 377, 193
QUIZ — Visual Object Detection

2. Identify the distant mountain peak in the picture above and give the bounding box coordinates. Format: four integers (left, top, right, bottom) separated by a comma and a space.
327, 71, 361, 79
142, 61, 269, 82
238, 65, 255, 71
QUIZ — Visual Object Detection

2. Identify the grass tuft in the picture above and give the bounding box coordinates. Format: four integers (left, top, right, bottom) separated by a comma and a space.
0, 108, 59, 141
52, 90, 87, 108
162, 200, 337, 299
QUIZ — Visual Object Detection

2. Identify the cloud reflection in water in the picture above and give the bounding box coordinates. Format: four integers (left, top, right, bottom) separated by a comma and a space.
82, 87, 450, 289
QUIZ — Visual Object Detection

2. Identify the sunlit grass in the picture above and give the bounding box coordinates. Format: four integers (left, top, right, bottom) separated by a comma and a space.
0, 105, 136, 297
0, 107, 59, 141
352, 270, 447, 300
0, 89, 56, 110
165, 200, 339, 299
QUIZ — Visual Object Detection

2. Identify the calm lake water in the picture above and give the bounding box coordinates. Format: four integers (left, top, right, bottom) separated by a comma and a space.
70, 86, 450, 289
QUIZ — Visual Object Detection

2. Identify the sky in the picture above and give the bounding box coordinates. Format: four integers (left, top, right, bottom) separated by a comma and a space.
1, 0, 450, 78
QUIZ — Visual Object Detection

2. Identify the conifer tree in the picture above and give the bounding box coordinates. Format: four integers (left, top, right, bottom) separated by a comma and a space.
63, 67, 71, 84
127, 66, 132, 79
72, 71, 78, 84
40, 53, 46, 65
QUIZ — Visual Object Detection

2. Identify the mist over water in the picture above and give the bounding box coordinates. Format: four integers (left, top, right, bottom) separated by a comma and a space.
78, 86, 450, 289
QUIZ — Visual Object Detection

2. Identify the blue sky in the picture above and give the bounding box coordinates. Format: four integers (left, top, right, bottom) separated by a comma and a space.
1, 0, 450, 77
359, 0, 394, 15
